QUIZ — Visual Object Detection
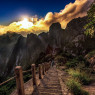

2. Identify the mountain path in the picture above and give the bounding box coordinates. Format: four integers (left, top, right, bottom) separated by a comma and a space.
32, 66, 63, 95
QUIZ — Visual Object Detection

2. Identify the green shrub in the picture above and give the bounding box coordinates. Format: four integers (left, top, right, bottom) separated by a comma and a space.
55, 55, 66, 66
0, 79, 16, 95
0, 86, 8, 95
65, 59, 79, 68
86, 50, 95, 59
0, 71, 32, 95
65, 56, 89, 69
55, 55, 65, 62
23, 74, 32, 82
66, 79, 89, 95
59, 52, 73, 59
68, 69, 91, 85
57, 62, 63, 66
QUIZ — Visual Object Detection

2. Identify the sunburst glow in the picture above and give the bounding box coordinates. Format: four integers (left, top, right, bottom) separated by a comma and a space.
16, 18, 34, 29
0, 0, 93, 36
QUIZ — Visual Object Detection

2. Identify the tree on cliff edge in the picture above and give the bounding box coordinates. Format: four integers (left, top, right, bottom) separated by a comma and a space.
84, 2, 95, 37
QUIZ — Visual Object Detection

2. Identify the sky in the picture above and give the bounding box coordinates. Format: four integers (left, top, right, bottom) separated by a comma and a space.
0, 0, 94, 36
0, 0, 75, 25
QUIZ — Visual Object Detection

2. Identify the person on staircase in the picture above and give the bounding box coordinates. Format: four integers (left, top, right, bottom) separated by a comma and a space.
51, 60, 54, 67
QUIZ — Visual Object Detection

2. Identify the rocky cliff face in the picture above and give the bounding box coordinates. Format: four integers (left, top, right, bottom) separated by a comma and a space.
0, 32, 21, 76
26, 33, 45, 67
49, 23, 64, 48
47, 16, 95, 56
1, 16, 95, 77
64, 17, 95, 55
0, 32, 46, 77
5, 36, 26, 76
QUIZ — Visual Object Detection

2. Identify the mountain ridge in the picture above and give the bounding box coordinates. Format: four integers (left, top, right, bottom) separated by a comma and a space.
0, 16, 95, 78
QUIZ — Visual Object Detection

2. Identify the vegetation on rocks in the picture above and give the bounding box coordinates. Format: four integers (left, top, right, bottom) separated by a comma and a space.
66, 79, 89, 95
0, 79, 16, 95
0, 71, 32, 95
84, 3, 95, 37
85, 50, 95, 59
56, 50, 93, 95
62, 54, 94, 95
68, 69, 91, 85
55, 55, 66, 66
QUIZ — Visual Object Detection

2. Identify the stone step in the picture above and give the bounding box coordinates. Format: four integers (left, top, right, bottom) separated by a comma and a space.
39, 92, 63, 95
40, 82, 60, 84
39, 85, 61, 88
32, 92, 63, 95
37, 86, 61, 89
40, 84, 61, 86
38, 89, 62, 93
32, 66, 63, 95
42, 79, 59, 81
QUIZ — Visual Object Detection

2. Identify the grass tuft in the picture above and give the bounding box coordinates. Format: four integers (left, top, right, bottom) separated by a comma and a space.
68, 69, 91, 85
66, 79, 89, 95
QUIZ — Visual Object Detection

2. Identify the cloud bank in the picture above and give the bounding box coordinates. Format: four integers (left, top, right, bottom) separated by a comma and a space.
0, 0, 94, 36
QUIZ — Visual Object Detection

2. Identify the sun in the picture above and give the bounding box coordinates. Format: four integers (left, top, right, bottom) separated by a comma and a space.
16, 18, 34, 29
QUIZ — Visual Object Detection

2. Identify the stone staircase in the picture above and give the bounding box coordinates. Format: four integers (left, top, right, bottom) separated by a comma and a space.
32, 66, 63, 95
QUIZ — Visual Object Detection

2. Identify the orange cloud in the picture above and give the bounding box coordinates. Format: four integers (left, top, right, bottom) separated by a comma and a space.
0, 0, 94, 36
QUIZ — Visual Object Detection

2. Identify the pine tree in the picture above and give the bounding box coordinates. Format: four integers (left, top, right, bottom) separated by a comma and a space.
84, 2, 95, 37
